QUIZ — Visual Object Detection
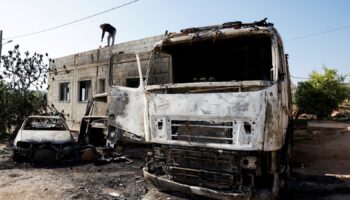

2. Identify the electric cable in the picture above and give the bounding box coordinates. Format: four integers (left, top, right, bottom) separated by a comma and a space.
291, 75, 309, 80
2, 0, 139, 40
287, 24, 350, 42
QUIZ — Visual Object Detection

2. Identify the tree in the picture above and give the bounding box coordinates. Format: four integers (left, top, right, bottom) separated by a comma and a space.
1, 44, 50, 91
0, 45, 52, 134
295, 67, 349, 119
0, 81, 9, 133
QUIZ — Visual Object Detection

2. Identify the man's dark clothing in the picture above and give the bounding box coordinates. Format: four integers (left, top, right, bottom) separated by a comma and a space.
100, 23, 116, 46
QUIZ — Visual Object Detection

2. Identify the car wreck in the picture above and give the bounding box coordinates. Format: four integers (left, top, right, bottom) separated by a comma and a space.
107, 19, 292, 199
78, 93, 108, 147
13, 116, 75, 163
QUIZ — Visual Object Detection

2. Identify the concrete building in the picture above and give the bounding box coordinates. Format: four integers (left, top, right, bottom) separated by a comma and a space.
48, 35, 163, 129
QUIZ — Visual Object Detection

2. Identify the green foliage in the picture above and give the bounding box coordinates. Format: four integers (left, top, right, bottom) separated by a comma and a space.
0, 45, 51, 134
0, 84, 47, 134
295, 67, 350, 119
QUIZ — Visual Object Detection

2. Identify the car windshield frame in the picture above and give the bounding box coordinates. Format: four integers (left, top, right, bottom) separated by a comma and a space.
23, 117, 68, 131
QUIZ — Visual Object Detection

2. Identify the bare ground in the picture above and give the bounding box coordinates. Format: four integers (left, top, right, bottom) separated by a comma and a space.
286, 121, 350, 200
0, 120, 350, 200
0, 141, 190, 200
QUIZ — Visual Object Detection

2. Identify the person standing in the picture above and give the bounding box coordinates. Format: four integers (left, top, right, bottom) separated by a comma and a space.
100, 23, 116, 46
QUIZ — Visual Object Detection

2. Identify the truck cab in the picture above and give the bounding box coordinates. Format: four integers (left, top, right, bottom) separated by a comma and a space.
107, 19, 292, 199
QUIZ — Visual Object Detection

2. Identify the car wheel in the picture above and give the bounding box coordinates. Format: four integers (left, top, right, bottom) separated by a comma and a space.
13, 150, 23, 163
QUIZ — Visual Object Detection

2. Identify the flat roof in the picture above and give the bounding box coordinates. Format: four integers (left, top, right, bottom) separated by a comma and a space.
28, 115, 63, 119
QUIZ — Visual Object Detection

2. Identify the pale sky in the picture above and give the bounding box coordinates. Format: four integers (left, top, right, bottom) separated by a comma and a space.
1, 0, 350, 84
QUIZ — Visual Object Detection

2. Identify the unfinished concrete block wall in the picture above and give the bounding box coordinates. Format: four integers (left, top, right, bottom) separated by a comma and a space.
111, 52, 151, 87
48, 35, 163, 129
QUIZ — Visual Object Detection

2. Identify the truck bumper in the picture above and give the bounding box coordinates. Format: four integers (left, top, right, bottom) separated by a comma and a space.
143, 168, 250, 200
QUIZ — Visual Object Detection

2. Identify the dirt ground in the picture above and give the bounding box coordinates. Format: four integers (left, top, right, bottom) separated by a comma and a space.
1, 120, 350, 200
0, 141, 190, 200
286, 121, 350, 200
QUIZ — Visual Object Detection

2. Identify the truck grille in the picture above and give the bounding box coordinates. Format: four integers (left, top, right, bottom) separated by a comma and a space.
169, 166, 237, 190
153, 146, 258, 191
171, 120, 234, 144
166, 147, 239, 172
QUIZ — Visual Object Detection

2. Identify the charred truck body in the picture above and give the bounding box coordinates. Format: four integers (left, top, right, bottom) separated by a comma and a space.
107, 20, 292, 199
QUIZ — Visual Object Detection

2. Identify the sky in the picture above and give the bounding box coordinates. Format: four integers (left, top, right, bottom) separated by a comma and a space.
1, 0, 350, 84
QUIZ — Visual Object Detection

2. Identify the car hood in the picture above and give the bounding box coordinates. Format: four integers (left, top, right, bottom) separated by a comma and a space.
16, 130, 72, 144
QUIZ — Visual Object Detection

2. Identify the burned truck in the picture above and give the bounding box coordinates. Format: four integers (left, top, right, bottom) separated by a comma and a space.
107, 19, 292, 199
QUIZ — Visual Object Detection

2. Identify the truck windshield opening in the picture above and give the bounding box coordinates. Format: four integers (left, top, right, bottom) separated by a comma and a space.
148, 35, 273, 85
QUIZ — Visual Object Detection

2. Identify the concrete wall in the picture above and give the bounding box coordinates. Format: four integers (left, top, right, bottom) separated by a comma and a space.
48, 35, 163, 129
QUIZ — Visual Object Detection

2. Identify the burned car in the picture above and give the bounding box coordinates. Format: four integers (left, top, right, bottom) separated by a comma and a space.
13, 116, 75, 162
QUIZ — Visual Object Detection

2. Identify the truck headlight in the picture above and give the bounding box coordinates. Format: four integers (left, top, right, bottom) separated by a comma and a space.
241, 156, 257, 169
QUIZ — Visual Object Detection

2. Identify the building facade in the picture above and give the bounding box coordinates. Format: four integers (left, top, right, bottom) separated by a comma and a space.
48, 35, 163, 129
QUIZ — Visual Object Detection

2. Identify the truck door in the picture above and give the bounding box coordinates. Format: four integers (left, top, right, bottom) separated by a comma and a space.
107, 53, 146, 138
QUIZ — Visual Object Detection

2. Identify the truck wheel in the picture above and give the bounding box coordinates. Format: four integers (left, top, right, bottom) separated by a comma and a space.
279, 122, 293, 197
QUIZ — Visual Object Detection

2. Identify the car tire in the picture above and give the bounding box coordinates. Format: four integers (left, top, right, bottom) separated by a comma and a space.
13, 150, 23, 163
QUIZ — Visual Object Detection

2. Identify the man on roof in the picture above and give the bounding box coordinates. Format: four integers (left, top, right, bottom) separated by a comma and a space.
100, 23, 116, 46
